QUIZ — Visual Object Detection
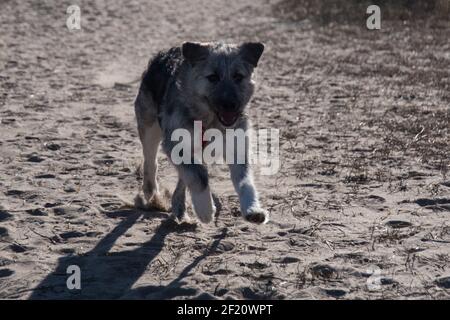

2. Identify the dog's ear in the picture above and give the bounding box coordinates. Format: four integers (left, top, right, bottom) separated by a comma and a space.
182, 42, 209, 64
239, 42, 265, 68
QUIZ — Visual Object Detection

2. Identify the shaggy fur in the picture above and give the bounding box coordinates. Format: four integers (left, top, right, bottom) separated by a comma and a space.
134, 41, 268, 224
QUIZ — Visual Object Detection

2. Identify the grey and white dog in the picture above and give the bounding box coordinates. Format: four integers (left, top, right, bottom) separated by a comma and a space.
134, 42, 268, 224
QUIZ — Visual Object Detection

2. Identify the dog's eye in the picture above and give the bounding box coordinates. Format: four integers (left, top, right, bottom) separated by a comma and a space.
233, 73, 244, 83
206, 74, 220, 83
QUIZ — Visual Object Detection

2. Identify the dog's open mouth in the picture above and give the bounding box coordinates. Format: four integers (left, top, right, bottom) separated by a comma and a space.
217, 111, 241, 127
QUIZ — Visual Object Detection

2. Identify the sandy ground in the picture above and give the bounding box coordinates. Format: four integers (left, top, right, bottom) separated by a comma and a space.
0, 0, 449, 299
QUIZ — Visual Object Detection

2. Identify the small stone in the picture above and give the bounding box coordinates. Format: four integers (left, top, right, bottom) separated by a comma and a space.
45, 143, 61, 151
26, 208, 48, 216
324, 288, 347, 298
385, 220, 413, 229
215, 241, 235, 253
435, 276, 450, 289
0, 210, 13, 221
60, 231, 84, 240
9, 244, 27, 253
64, 185, 77, 193
27, 154, 45, 163
0, 227, 9, 237
35, 173, 56, 179
311, 264, 339, 279
274, 257, 300, 264
0, 269, 14, 278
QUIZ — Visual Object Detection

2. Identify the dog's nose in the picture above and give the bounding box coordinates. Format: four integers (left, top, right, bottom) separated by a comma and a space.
216, 82, 239, 112
222, 100, 238, 112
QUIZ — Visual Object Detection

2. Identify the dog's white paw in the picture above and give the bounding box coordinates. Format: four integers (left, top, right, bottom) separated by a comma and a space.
170, 211, 193, 224
191, 188, 215, 224
244, 207, 269, 224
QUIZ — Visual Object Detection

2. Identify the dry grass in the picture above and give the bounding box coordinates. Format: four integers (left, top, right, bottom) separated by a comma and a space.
274, 0, 450, 24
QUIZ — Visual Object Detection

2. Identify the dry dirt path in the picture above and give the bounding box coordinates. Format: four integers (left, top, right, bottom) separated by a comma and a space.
0, 0, 449, 299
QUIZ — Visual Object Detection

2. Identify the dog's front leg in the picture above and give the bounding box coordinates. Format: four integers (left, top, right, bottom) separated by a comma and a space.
176, 163, 216, 224
229, 163, 269, 224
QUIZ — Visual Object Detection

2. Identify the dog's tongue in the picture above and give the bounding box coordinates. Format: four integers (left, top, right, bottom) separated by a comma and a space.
220, 111, 238, 126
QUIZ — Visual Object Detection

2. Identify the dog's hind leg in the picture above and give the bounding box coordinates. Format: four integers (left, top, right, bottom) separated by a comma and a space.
139, 122, 161, 202
162, 126, 215, 223
170, 178, 187, 221
135, 90, 162, 204
175, 164, 215, 224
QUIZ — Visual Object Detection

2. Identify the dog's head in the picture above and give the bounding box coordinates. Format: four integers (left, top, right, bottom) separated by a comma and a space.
180, 42, 264, 128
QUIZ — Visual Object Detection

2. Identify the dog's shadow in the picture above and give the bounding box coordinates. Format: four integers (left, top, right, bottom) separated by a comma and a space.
29, 207, 227, 299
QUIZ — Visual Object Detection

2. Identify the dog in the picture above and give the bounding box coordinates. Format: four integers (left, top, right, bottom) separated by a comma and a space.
134, 41, 268, 224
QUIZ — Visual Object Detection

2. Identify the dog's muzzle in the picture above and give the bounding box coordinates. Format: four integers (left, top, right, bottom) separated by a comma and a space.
217, 111, 241, 127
